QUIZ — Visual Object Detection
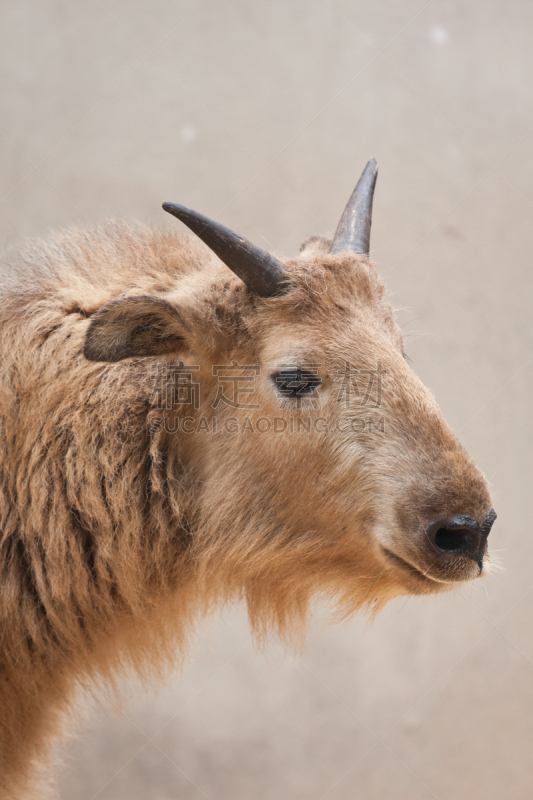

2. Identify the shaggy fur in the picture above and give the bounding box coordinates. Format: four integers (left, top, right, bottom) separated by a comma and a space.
0, 223, 493, 798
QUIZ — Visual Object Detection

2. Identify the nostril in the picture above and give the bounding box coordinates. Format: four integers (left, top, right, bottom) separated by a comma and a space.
426, 515, 487, 564
434, 527, 473, 553
422, 512, 495, 573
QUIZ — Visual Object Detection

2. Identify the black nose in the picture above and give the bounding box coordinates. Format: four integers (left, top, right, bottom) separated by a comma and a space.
426, 509, 496, 569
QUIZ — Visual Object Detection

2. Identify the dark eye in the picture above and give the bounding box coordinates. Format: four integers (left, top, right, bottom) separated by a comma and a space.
272, 368, 322, 398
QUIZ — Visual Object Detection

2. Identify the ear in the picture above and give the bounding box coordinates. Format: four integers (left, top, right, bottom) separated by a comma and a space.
83, 295, 186, 362
298, 235, 332, 258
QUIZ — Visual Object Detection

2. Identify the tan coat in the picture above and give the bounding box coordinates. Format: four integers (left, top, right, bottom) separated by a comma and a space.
0, 224, 492, 798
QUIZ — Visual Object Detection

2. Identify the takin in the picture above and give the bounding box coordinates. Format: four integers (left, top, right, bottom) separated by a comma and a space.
0, 160, 496, 798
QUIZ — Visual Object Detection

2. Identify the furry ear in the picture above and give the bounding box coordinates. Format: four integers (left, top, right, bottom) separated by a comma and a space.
83, 295, 186, 362
298, 235, 332, 258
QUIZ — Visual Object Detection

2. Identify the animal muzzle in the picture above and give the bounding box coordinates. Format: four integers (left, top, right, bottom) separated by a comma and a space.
384, 508, 497, 585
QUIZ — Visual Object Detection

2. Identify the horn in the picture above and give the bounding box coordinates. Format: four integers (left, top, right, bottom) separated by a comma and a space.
329, 158, 378, 256
162, 203, 290, 297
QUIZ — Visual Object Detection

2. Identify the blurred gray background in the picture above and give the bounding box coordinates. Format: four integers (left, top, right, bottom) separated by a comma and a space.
1, 1, 532, 798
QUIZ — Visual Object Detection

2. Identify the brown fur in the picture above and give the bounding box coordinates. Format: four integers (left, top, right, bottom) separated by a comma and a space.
0, 223, 492, 798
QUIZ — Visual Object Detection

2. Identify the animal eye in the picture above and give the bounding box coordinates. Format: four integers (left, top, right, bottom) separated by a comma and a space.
272, 368, 322, 398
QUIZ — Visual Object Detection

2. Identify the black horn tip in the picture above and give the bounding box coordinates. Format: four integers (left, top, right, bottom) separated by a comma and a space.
162, 202, 193, 220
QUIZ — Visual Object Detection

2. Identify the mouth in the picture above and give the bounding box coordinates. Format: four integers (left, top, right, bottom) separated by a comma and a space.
381, 547, 449, 586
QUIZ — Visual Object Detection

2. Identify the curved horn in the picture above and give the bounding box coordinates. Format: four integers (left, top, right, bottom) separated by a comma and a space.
329, 158, 378, 256
162, 203, 290, 297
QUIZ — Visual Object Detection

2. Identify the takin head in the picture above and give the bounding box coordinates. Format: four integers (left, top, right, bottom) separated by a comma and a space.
83, 159, 496, 626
